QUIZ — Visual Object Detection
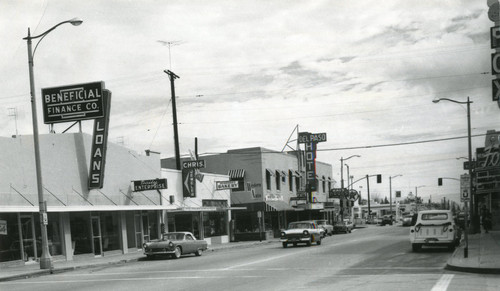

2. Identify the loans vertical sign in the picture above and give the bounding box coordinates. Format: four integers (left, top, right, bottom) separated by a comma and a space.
88, 90, 111, 189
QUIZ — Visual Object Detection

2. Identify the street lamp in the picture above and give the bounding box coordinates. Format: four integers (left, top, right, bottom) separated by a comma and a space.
389, 174, 402, 216
340, 155, 360, 221
433, 97, 473, 258
24, 17, 83, 270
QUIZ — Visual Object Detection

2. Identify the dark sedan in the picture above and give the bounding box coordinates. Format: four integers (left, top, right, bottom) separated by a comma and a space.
143, 232, 208, 259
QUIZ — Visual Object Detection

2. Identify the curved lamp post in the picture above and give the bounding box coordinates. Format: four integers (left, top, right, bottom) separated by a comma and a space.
389, 174, 402, 216
23, 18, 82, 270
433, 97, 472, 258
340, 155, 360, 221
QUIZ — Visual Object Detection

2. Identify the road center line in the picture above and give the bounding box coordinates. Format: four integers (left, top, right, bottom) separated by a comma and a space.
431, 274, 454, 291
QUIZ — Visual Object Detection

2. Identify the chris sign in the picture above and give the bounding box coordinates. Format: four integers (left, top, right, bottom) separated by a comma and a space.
88, 90, 111, 189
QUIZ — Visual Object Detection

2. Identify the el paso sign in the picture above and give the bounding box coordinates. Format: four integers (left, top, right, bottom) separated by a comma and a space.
41, 81, 105, 124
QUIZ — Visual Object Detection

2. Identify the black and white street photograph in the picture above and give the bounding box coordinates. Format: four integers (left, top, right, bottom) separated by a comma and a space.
1, 1, 500, 290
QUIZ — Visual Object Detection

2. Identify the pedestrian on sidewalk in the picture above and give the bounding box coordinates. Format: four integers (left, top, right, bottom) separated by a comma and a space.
481, 205, 492, 233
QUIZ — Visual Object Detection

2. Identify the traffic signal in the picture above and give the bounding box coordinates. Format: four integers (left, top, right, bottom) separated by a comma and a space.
377, 174, 382, 183
438, 178, 443, 186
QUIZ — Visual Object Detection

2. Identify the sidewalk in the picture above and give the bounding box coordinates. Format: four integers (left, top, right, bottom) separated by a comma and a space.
446, 230, 500, 274
0, 239, 278, 282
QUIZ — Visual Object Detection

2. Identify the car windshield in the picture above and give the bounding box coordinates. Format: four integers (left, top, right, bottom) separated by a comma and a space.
421, 213, 448, 221
163, 233, 185, 241
316, 220, 326, 225
288, 223, 313, 229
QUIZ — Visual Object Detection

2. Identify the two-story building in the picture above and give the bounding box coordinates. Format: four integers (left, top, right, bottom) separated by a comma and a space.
162, 147, 335, 240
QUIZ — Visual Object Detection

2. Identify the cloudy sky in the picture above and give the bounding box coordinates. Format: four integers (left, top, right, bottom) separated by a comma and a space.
1, 0, 498, 204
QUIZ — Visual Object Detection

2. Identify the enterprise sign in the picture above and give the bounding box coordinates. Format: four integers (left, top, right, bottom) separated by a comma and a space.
42, 81, 105, 124
132, 178, 168, 192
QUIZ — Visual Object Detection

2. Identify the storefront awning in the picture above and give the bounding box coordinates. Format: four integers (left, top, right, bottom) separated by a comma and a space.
265, 200, 295, 211
228, 169, 245, 179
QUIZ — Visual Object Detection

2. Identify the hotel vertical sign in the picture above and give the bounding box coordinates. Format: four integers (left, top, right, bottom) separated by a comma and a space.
298, 132, 327, 192
88, 90, 111, 189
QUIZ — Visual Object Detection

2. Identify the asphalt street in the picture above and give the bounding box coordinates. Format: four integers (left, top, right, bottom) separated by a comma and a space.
1, 226, 499, 291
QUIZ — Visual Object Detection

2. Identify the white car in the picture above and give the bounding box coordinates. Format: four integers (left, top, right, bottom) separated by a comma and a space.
280, 221, 323, 248
409, 210, 460, 252
314, 219, 334, 236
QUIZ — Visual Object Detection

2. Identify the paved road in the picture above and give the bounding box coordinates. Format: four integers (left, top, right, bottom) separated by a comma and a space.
1, 225, 499, 290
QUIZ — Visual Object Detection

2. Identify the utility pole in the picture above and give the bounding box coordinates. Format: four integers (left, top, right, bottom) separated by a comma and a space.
164, 70, 181, 170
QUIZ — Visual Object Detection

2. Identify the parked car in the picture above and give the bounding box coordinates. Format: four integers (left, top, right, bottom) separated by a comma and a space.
334, 219, 353, 234
402, 215, 413, 226
143, 232, 207, 259
280, 221, 323, 248
380, 215, 393, 226
409, 210, 460, 252
314, 219, 334, 236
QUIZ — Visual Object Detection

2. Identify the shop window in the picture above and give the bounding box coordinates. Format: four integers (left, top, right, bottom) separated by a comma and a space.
0, 213, 21, 262
288, 170, 293, 191
203, 212, 227, 237
322, 176, 326, 193
266, 170, 272, 190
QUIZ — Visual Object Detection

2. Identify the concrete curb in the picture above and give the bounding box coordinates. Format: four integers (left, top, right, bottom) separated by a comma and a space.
445, 263, 500, 274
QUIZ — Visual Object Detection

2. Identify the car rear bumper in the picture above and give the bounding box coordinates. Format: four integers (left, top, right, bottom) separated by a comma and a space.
411, 238, 454, 245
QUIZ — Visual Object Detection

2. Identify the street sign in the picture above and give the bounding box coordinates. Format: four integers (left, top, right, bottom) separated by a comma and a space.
42, 81, 105, 124
182, 160, 206, 169
329, 188, 349, 199
215, 180, 239, 190
132, 178, 168, 192
460, 174, 470, 202
463, 161, 476, 170
298, 132, 327, 143
182, 169, 196, 198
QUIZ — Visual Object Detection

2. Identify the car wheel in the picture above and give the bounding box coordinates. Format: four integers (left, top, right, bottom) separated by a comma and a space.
282, 242, 288, 248
306, 239, 312, 247
412, 243, 422, 252
172, 246, 182, 259
195, 249, 203, 256
293, 243, 297, 247
146, 254, 153, 260
317, 239, 322, 245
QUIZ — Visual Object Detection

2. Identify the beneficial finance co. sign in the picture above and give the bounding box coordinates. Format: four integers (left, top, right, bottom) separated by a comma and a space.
41, 81, 105, 124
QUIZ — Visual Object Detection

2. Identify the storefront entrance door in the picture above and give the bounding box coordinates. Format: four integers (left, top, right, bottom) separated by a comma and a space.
19, 214, 37, 261
91, 216, 102, 256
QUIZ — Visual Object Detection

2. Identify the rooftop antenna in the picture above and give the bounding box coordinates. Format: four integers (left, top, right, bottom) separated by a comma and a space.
157, 40, 184, 70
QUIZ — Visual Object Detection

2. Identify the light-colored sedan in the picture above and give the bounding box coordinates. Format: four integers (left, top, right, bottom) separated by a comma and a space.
143, 232, 208, 259
315, 219, 334, 236
280, 221, 323, 248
